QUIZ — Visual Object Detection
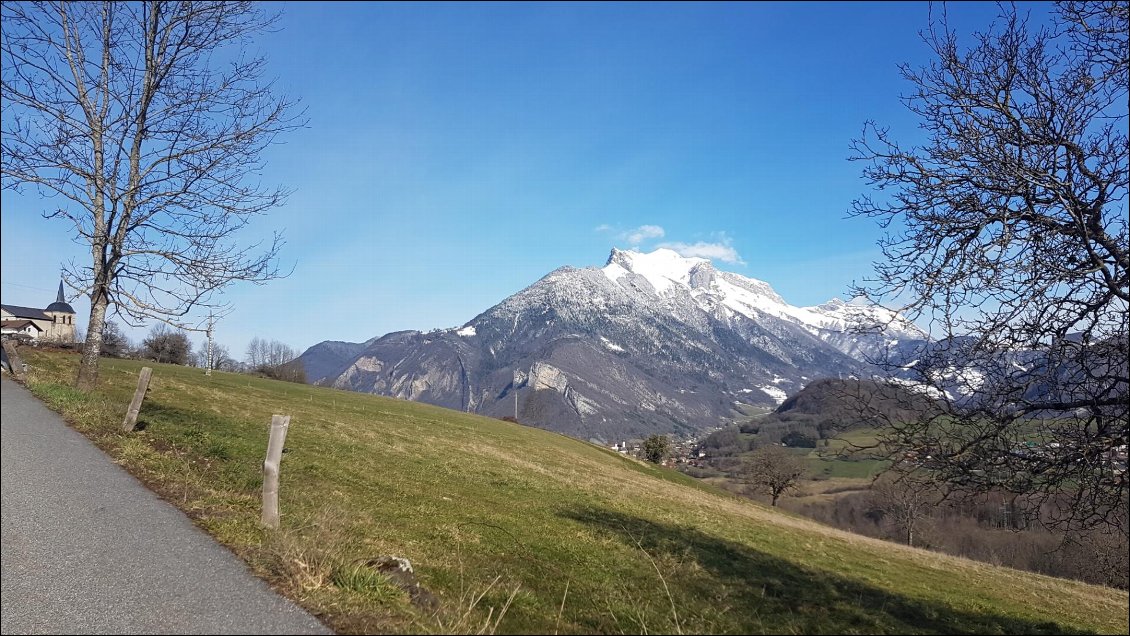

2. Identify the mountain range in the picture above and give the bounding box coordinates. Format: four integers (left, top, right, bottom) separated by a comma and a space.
298, 248, 926, 441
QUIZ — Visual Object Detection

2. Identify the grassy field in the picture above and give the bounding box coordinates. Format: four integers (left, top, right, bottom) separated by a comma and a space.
806, 427, 889, 480
13, 349, 1129, 634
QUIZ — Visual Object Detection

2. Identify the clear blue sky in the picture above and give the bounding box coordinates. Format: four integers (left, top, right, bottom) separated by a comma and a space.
0, 1, 1055, 358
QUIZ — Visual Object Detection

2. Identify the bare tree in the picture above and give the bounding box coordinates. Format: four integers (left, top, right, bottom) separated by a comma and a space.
273, 357, 307, 384
869, 475, 935, 548
850, 2, 1128, 536
245, 335, 295, 370
99, 320, 132, 358
2, 2, 303, 390
245, 336, 267, 370
740, 445, 807, 507
214, 343, 235, 371
195, 340, 233, 371
140, 323, 190, 365
245, 335, 301, 380
265, 339, 296, 368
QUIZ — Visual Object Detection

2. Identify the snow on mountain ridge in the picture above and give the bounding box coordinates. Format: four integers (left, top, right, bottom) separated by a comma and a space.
803, 297, 926, 341
603, 247, 709, 293
601, 247, 926, 342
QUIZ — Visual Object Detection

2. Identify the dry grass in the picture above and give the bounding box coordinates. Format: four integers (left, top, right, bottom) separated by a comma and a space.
15, 350, 1129, 635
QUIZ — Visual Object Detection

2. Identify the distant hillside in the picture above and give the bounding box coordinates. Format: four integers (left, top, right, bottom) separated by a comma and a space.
772, 377, 939, 427
19, 349, 1129, 635
296, 338, 376, 383
703, 378, 939, 453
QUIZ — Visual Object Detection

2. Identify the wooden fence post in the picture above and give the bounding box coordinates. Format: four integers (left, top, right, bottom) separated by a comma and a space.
261, 414, 291, 529
121, 367, 152, 432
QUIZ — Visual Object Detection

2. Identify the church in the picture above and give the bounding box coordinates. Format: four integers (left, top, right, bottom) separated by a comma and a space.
1, 281, 77, 343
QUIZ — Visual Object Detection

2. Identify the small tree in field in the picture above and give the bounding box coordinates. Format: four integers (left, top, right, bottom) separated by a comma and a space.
245, 336, 303, 381
740, 445, 807, 506
869, 475, 935, 548
642, 434, 672, 464
2, 2, 303, 390
195, 341, 235, 371
99, 321, 132, 358
140, 324, 190, 365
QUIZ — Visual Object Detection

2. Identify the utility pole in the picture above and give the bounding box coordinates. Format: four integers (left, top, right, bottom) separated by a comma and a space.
205, 313, 214, 376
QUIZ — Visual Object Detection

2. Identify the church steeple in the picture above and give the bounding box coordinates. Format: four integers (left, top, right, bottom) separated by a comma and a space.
46, 280, 75, 315
43, 278, 76, 342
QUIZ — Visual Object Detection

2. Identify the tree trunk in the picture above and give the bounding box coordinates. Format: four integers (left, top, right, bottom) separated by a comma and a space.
771, 492, 780, 506
76, 297, 108, 391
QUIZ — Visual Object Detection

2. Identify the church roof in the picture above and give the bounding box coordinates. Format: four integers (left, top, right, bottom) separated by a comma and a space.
1, 304, 49, 321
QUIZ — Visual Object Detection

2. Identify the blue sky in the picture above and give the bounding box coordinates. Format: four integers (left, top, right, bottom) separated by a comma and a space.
0, 1, 1055, 358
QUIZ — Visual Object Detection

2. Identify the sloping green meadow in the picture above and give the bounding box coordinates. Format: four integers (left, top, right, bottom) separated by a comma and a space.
18, 350, 1129, 634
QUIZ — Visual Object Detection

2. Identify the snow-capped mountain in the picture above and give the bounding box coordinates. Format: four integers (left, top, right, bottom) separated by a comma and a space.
298, 248, 927, 441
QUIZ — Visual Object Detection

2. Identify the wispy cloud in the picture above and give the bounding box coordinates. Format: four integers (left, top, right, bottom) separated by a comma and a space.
621, 224, 665, 245
593, 223, 666, 246
595, 224, 743, 264
658, 236, 745, 264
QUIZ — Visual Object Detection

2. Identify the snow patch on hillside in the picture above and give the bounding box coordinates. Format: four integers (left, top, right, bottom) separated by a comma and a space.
758, 385, 789, 404
888, 377, 951, 401
600, 337, 625, 352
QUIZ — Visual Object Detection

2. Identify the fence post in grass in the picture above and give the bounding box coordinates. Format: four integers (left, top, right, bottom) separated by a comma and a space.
121, 367, 153, 432
261, 414, 291, 529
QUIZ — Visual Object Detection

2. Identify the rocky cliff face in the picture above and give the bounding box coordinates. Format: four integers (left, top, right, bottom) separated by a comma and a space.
298, 248, 927, 442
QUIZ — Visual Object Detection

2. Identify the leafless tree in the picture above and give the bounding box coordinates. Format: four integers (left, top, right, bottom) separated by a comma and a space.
195, 340, 233, 371
273, 357, 307, 384
2, 2, 303, 390
245, 335, 302, 381
740, 445, 807, 507
245, 336, 265, 369
869, 475, 936, 548
245, 335, 295, 370
850, 2, 1127, 537
140, 323, 190, 365
266, 339, 296, 368
99, 320, 132, 358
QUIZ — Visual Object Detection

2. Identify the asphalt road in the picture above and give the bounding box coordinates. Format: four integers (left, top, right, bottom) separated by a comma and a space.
0, 376, 332, 635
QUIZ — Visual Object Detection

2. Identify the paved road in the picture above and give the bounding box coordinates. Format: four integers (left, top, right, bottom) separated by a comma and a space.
1, 377, 332, 635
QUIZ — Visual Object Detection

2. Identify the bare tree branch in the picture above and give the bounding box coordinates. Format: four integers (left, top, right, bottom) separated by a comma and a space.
849, 1, 1128, 537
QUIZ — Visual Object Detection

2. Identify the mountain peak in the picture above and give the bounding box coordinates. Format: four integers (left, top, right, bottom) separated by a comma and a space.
605, 246, 707, 266
603, 247, 709, 293
817, 297, 847, 310
605, 247, 632, 268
